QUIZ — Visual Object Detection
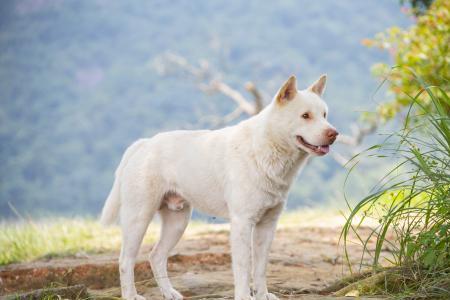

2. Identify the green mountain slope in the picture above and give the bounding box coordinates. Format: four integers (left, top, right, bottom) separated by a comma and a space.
0, 0, 410, 218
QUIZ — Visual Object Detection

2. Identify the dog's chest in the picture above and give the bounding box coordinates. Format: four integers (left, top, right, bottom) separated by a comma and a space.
255, 152, 307, 198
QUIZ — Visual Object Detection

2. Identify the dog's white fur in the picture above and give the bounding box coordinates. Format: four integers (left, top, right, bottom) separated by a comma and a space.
100, 75, 337, 300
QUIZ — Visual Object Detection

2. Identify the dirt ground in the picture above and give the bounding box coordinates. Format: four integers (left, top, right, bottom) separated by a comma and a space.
0, 221, 386, 299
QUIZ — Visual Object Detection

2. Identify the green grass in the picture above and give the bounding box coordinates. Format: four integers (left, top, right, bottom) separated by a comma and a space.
0, 217, 225, 266
0, 218, 130, 265
0, 209, 346, 266
342, 83, 450, 299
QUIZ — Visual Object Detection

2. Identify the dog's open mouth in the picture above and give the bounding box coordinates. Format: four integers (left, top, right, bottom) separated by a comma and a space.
296, 136, 330, 155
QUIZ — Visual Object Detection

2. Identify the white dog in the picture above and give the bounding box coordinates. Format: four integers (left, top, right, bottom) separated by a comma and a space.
100, 74, 338, 300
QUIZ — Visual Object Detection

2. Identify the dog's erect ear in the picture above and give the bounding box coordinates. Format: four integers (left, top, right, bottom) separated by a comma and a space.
276, 75, 297, 105
308, 74, 327, 96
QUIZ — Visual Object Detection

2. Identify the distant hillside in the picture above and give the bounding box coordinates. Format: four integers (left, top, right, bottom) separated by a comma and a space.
0, 0, 410, 218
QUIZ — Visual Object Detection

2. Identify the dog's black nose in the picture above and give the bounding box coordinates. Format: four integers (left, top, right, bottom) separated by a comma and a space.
326, 128, 338, 139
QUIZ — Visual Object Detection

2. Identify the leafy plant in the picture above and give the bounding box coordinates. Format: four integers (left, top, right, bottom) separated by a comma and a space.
363, 0, 449, 121
342, 82, 450, 298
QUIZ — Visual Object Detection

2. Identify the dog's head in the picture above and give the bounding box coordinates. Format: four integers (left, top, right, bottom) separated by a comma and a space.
270, 75, 338, 156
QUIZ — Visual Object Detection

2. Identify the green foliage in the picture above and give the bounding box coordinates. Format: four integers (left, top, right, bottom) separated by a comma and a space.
342, 83, 450, 298
364, 0, 449, 121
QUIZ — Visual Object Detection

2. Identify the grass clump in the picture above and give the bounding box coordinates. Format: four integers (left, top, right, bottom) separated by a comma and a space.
0, 218, 158, 265
0, 216, 225, 266
342, 84, 450, 299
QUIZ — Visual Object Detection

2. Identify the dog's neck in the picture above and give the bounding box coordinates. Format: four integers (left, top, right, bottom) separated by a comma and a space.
248, 105, 310, 189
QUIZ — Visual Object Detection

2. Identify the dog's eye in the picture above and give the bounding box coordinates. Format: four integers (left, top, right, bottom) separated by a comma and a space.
323, 112, 327, 118
302, 113, 310, 119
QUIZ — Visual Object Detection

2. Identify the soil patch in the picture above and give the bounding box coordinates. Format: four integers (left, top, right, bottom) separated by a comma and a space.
1, 226, 386, 299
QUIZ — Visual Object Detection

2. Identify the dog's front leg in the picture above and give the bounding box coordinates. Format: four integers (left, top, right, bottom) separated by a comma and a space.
230, 218, 254, 300
252, 203, 283, 300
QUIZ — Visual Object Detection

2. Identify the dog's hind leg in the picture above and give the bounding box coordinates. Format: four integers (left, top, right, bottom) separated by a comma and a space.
150, 203, 192, 300
120, 217, 151, 300
119, 178, 162, 300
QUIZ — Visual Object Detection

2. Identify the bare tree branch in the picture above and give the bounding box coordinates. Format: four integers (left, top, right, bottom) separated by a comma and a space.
198, 106, 244, 128
153, 52, 378, 167
331, 152, 353, 167
209, 80, 257, 115
330, 122, 378, 166
154, 52, 263, 118
336, 122, 377, 147
245, 82, 264, 114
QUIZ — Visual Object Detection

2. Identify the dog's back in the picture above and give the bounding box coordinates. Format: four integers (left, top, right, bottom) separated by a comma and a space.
100, 127, 237, 224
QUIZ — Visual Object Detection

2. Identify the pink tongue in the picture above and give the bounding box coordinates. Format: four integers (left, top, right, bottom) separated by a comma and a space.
318, 145, 330, 154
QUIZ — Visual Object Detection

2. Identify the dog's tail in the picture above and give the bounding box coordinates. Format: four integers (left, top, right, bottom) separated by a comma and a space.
100, 139, 147, 226
100, 176, 121, 226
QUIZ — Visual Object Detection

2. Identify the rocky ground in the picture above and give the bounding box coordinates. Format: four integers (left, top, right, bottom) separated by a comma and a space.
1, 220, 386, 299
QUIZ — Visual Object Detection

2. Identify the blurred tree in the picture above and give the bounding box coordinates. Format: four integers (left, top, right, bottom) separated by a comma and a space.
401, 0, 435, 16
364, 0, 449, 121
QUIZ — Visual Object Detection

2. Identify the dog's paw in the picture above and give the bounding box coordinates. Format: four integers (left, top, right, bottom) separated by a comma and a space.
161, 287, 183, 300
256, 292, 279, 300
124, 294, 146, 300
